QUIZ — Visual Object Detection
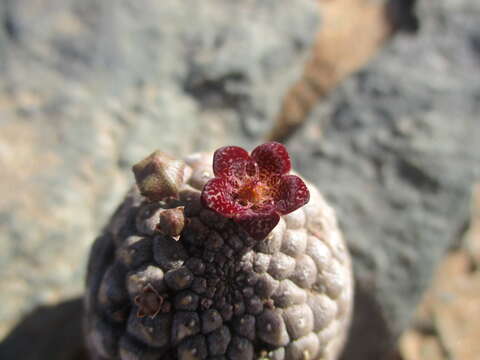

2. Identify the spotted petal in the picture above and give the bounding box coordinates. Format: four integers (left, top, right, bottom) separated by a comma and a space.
251, 142, 291, 176
213, 146, 250, 177
235, 210, 280, 240
275, 175, 310, 215
201, 177, 245, 217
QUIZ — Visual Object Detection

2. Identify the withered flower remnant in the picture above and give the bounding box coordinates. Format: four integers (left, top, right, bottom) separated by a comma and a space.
157, 206, 186, 238
132, 150, 186, 201
134, 283, 164, 319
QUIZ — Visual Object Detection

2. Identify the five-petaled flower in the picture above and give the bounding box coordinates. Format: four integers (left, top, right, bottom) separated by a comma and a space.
201, 142, 310, 240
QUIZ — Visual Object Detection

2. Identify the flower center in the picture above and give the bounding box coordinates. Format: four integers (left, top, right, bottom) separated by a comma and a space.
235, 181, 272, 208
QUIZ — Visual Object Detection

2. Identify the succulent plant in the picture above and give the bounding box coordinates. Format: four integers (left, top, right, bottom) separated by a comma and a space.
84, 143, 353, 360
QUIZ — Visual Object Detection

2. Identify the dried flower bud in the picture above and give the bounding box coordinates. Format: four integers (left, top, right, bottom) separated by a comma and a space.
157, 206, 186, 237
132, 150, 186, 201
134, 283, 164, 318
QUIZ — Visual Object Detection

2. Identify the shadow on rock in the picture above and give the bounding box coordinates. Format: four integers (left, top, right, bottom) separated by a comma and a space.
387, 0, 419, 33
340, 284, 395, 360
0, 298, 86, 360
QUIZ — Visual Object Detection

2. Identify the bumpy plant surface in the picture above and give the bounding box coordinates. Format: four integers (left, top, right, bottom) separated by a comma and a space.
84, 143, 353, 360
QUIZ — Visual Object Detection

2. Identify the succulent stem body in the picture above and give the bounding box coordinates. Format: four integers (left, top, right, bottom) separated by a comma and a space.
84, 150, 353, 360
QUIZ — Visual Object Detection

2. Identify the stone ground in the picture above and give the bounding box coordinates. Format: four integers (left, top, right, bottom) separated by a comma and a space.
398, 184, 480, 360
290, 0, 480, 355
0, 0, 320, 340
0, 0, 479, 359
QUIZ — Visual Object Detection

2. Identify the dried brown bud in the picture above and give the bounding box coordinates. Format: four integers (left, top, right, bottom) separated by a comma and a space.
132, 150, 186, 201
158, 206, 186, 237
134, 283, 164, 318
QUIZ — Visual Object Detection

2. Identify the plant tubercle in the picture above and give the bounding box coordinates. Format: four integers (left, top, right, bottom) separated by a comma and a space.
201, 142, 310, 240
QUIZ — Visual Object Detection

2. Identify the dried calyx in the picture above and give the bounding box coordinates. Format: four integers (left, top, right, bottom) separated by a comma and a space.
134, 283, 164, 318
132, 151, 188, 238
157, 206, 186, 238
132, 150, 186, 202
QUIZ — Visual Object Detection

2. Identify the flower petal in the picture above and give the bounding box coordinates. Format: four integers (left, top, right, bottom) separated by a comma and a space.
235, 211, 280, 240
251, 142, 291, 175
201, 177, 245, 217
275, 175, 310, 215
213, 146, 251, 177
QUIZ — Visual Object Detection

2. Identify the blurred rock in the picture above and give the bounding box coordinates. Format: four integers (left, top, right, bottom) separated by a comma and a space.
399, 183, 480, 360
288, 0, 480, 358
465, 184, 480, 267
0, 0, 320, 339
268, 0, 419, 142
399, 248, 480, 359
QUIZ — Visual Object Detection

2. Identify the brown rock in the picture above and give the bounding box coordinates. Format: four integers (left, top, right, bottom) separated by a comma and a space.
399, 188, 480, 360
268, 0, 394, 141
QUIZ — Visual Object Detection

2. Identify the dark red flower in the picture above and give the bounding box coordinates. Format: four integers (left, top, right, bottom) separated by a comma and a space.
201, 142, 310, 240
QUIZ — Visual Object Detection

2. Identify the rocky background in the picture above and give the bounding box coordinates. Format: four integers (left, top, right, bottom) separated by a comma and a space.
0, 0, 479, 359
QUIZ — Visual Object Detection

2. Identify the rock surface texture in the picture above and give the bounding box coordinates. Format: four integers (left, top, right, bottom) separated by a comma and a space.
0, 0, 319, 339
399, 184, 480, 360
288, 0, 480, 358
84, 153, 353, 360
267, 0, 418, 141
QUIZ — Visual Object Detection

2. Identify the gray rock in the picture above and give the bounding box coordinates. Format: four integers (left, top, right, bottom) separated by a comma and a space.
289, 0, 480, 358
0, 0, 320, 339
